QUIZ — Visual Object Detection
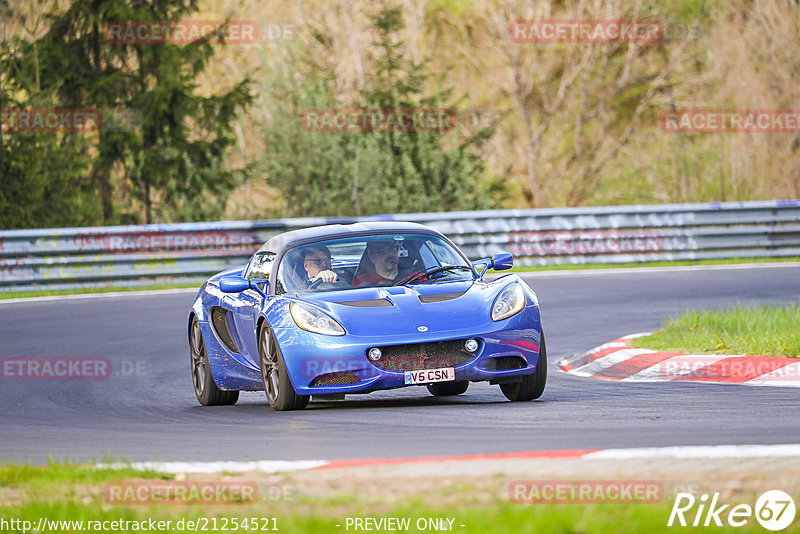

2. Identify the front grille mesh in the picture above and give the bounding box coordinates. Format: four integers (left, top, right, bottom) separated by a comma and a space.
369, 339, 475, 372
310, 371, 360, 387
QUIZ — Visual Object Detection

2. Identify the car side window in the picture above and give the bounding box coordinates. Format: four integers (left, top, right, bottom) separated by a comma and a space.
418, 242, 439, 269
425, 239, 463, 267
248, 252, 275, 280
274, 249, 305, 295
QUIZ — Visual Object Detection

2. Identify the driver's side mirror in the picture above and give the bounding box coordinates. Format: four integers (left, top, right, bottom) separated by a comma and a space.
219, 275, 250, 293
250, 278, 269, 295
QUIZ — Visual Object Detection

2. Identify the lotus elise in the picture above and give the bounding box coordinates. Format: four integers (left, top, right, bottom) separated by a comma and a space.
188, 221, 546, 410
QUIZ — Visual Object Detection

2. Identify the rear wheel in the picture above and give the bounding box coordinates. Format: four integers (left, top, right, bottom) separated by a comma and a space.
500, 332, 547, 401
259, 324, 309, 411
189, 317, 239, 406
427, 381, 469, 396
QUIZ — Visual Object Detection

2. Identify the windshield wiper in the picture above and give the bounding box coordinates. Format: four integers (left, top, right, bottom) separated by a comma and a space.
393, 265, 472, 286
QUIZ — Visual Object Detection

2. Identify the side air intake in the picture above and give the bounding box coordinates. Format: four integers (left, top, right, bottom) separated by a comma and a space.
210, 307, 240, 354
486, 356, 527, 371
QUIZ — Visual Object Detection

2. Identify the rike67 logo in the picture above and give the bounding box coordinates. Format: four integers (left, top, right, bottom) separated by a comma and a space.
668, 490, 796, 531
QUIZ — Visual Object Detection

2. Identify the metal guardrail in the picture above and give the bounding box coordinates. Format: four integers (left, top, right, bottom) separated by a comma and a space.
1, 200, 798, 292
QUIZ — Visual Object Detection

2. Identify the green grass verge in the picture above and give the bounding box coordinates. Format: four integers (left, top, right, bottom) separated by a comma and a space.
2, 500, 761, 534
0, 283, 199, 300
0, 462, 169, 487
0, 465, 770, 534
631, 303, 800, 357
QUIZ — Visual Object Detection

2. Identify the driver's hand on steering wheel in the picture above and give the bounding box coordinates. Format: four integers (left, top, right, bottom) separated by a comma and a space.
312, 269, 338, 283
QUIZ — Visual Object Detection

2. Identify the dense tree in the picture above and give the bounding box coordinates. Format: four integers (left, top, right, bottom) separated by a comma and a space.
259, 5, 504, 218
1, 0, 252, 228
0, 4, 99, 229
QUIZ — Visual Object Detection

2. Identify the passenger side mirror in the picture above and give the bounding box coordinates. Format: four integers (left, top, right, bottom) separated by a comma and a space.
472, 252, 514, 279
491, 252, 513, 271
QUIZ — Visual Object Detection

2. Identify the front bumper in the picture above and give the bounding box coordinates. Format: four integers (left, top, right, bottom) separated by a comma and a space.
277, 305, 542, 396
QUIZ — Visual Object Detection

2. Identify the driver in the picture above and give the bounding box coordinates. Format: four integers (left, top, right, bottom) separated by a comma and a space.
352, 240, 401, 287
302, 246, 339, 287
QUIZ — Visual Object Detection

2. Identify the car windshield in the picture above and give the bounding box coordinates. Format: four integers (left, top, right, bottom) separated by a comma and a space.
275, 233, 474, 294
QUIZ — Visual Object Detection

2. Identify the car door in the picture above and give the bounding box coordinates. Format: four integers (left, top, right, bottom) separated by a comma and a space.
231, 251, 275, 366
217, 287, 259, 367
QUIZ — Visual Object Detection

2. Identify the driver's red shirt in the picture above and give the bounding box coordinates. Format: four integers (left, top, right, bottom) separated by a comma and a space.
352, 271, 394, 287
352, 270, 427, 287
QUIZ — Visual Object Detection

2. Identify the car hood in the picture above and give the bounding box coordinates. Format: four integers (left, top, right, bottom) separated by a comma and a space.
293, 278, 514, 338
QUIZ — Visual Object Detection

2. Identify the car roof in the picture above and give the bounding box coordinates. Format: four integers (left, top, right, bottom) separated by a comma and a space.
257, 221, 444, 253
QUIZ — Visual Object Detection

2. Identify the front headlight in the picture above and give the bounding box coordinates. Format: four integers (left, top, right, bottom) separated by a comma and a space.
290, 302, 346, 336
491, 283, 526, 321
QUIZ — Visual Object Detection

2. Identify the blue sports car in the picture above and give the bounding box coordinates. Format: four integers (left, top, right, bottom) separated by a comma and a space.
188, 222, 546, 410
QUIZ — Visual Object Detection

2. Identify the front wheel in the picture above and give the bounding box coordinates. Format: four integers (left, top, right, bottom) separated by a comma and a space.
427, 381, 469, 396
189, 317, 239, 406
500, 332, 547, 401
259, 324, 309, 411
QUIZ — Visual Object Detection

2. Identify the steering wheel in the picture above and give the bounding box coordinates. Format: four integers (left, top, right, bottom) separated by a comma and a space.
308, 278, 324, 290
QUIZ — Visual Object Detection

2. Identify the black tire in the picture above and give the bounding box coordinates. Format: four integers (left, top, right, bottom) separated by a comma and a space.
427, 381, 469, 396
259, 324, 309, 411
189, 316, 239, 406
500, 332, 547, 401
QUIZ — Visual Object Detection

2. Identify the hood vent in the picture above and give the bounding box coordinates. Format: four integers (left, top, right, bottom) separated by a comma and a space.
336, 299, 393, 307
418, 290, 467, 303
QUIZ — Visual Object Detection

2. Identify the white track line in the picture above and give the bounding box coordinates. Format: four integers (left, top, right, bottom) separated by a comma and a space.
745, 361, 800, 387
570, 348, 652, 377
584, 444, 800, 460
100, 460, 329, 474
622, 354, 730, 382
100, 444, 800, 474
522, 262, 800, 277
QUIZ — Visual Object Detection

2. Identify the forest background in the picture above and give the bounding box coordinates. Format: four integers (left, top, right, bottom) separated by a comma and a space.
1, 0, 797, 229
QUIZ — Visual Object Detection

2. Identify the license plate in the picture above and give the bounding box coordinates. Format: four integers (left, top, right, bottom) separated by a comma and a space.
404, 367, 455, 385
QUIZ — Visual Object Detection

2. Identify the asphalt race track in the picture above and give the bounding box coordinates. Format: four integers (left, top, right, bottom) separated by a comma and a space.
1, 264, 799, 464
